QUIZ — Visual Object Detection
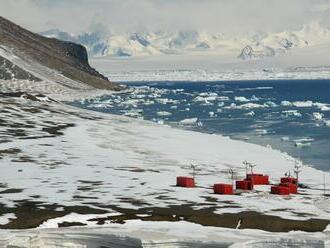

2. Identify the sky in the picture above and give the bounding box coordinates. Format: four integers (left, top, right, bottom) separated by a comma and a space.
1, 0, 330, 35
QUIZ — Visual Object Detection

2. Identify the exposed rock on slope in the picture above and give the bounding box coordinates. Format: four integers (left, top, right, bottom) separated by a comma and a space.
0, 16, 121, 91
0, 56, 40, 81
238, 45, 275, 60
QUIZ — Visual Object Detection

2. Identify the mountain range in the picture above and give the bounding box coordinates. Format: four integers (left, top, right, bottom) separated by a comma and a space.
40, 22, 330, 60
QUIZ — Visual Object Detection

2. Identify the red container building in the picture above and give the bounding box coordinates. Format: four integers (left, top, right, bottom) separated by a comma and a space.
280, 183, 298, 194
236, 180, 254, 190
271, 185, 290, 195
280, 177, 298, 185
214, 184, 233, 195
176, 176, 195, 188
246, 174, 269, 185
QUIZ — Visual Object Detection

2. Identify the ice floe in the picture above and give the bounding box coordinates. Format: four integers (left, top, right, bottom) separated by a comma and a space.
282, 110, 302, 117
313, 112, 324, 120
235, 96, 250, 102
157, 111, 172, 116
179, 117, 198, 125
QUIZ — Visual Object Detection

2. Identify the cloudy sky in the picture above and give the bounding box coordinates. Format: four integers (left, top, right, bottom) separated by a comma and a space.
1, 0, 330, 35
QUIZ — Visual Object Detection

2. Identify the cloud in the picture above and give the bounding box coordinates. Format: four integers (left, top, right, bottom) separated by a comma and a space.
0, 0, 329, 35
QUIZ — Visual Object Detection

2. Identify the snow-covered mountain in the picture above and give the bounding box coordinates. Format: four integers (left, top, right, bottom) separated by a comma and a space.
40, 22, 330, 60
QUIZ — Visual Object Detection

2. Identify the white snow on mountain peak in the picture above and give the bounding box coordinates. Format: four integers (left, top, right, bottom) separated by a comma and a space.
40, 22, 330, 60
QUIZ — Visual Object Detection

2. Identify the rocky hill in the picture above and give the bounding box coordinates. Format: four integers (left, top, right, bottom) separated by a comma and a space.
0, 16, 121, 91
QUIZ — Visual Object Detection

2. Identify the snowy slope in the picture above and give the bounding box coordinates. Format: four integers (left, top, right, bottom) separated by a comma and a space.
0, 90, 329, 245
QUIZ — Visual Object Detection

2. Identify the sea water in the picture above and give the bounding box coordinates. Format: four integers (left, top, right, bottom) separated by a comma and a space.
71, 79, 330, 171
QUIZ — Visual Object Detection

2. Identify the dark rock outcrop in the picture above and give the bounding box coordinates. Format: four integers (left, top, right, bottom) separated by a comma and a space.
0, 56, 40, 81
0, 16, 121, 91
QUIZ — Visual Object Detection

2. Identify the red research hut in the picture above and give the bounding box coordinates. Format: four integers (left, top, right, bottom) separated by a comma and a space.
176, 176, 195, 188
271, 177, 298, 195
236, 180, 254, 190
271, 185, 290, 195
214, 184, 233, 195
246, 174, 269, 185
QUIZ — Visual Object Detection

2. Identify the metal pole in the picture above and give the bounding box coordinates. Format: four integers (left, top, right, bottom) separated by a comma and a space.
324, 172, 326, 198
191, 163, 196, 181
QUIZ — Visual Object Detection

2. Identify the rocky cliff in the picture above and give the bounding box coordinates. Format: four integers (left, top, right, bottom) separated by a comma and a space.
0, 16, 121, 91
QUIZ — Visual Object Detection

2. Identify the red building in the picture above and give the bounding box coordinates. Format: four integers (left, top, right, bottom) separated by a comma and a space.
214, 183, 233, 195
280, 177, 298, 185
246, 174, 269, 185
271, 185, 290, 195
280, 183, 298, 194
176, 176, 195, 188
236, 180, 254, 190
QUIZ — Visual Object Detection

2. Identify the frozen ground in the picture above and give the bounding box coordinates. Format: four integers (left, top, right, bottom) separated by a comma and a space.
1, 220, 330, 247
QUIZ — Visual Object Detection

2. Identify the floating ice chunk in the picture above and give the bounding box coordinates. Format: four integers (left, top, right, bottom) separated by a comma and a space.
170, 106, 178, 109
193, 96, 206, 102
237, 103, 267, 109
173, 89, 184, 93
281, 137, 290, 141
193, 96, 217, 102
250, 95, 260, 101
265, 101, 277, 107
157, 111, 172, 116
321, 105, 330, 111
143, 100, 155, 105
225, 103, 266, 109
295, 142, 311, 148
256, 129, 268, 135
245, 111, 255, 116
234, 96, 250, 102
209, 111, 215, 117
292, 101, 313, 107
294, 137, 313, 147
312, 112, 324, 120
157, 98, 179, 104
88, 103, 113, 108
217, 102, 225, 107
180, 118, 198, 125
282, 110, 302, 117
217, 96, 230, 101
281, 101, 292, 107
294, 138, 314, 143
256, 86, 273, 90
121, 99, 141, 106
199, 92, 218, 97
122, 109, 143, 117
314, 102, 330, 111
323, 120, 330, 127
134, 94, 147, 99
